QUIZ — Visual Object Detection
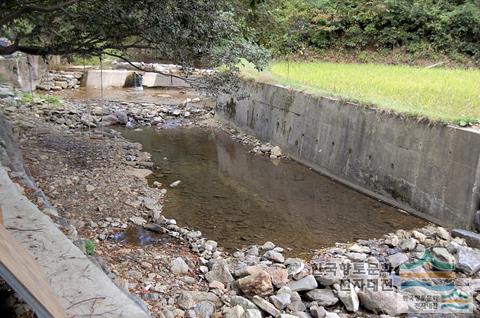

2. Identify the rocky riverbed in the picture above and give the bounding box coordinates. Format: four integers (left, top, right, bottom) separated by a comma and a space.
1, 85, 480, 317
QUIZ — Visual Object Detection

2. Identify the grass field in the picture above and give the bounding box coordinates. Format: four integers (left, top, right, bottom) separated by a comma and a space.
246, 62, 480, 125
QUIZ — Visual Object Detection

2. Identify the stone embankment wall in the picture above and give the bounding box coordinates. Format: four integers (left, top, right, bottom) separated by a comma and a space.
217, 79, 480, 229
36, 71, 83, 91
0, 54, 47, 91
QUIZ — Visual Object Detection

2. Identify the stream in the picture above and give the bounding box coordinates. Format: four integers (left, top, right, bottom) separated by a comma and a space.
118, 126, 426, 255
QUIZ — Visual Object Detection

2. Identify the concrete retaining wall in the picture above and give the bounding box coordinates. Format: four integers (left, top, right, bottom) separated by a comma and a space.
217, 80, 480, 229
82, 69, 189, 89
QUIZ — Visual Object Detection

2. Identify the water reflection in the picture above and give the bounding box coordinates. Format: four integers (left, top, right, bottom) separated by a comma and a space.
119, 127, 426, 255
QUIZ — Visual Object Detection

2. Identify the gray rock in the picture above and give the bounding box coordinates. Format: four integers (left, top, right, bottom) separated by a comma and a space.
334, 283, 359, 312
269, 293, 291, 309
452, 229, 480, 249
115, 110, 128, 124
384, 234, 400, 247
264, 250, 285, 263
206, 259, 234, 287
399, 238, 417, 251
177, 291, 221, 310
310, 305, 326, 318
252, 296, 280, 317
345, 252, 367, 262
305, 289, 338, 306
436, 227, 451, 240
432, 247, 455, 266
291, 312, 311, 318
225, 305, 244, 318
456, 246, 480, 274
194, 301, 215, 318
229, 296, 258, 310
315, 260, 344, 286
386, 253, 409, 268
242, 309, 262, 318
261, 241, 276, 251
358, 290, 408, 316
288, 291, 306, 312
288, 275, 318, 292
130, 216, 147, 226
285, 258, 305, 277
171, 257, 189, 275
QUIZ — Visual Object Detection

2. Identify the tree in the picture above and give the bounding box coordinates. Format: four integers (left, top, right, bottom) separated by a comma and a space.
0, 0, 269, 91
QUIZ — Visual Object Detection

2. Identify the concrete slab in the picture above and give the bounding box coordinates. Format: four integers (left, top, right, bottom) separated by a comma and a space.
83, 69, 189, 89
0, 167, 150, 317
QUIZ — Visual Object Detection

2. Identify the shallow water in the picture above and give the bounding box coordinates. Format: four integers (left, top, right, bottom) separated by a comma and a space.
119, 127, 426, 255
54, 87, 211, 105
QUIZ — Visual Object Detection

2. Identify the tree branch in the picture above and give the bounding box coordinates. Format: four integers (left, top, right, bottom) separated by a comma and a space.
0, 0, 81, 25
104, 52, 198, 84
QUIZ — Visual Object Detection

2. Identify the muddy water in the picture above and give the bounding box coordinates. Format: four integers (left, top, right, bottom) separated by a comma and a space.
119, 127, 426, 254
54, 87, 212, 105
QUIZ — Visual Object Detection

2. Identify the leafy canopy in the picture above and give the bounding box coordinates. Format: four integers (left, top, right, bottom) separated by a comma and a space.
0, 1, 268, 74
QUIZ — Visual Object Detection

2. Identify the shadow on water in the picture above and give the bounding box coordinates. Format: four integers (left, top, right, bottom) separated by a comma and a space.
118, 127, 426, 255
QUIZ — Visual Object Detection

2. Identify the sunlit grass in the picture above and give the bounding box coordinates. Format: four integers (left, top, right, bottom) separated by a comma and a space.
19, 92, 63, 108
244, 61, 480, 125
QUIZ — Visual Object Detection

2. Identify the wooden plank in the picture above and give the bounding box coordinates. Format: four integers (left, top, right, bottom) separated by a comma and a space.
0, 221, 66, 318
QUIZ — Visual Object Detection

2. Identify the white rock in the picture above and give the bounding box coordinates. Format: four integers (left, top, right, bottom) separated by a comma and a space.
171, 257, 190, 275
129, 216, 147, 226
387, 253, 409, 268
263, 250, 284, 263
271, 146, 282, 157
436, 227, 451, 240
169, 180, 181, 188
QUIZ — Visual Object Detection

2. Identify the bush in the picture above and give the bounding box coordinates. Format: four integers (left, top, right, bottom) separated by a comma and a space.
251, 0, 480, 60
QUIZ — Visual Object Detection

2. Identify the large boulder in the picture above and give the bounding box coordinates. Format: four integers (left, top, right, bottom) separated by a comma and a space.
205, 258, 234, 288
305, 289, 338, 306
456, 246, 480, 275
358, 290, 408, 316
287, 275, 318, 292
237, 270, 274, 296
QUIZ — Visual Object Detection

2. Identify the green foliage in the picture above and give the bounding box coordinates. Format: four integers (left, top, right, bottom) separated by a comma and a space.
249, 0, 480, 60
248, 62, 480, 124
84, 239, 95, 256
1, 0, 269, 72
19, 92, 63, 107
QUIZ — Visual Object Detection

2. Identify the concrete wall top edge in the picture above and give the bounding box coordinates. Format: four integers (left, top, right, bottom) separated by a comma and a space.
240, 77, 479, 137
